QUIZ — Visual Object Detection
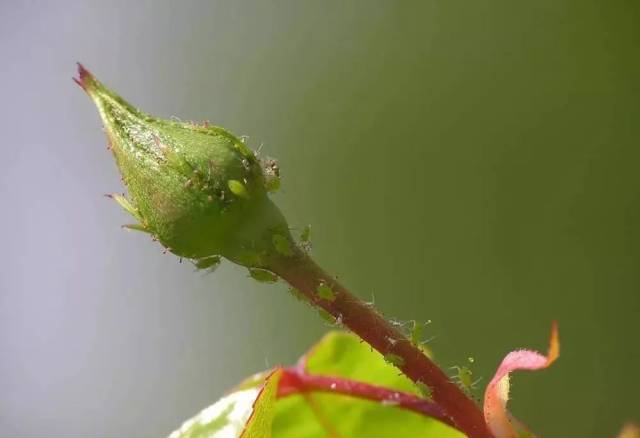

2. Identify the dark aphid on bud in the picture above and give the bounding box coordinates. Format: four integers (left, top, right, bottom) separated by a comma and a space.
76, 64, 292, 270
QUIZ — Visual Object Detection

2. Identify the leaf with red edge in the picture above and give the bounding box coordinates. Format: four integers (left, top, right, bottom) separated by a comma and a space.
483, 322, 560, 438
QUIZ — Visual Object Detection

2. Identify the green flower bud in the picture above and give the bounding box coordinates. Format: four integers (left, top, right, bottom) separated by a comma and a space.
76, 64, 292, 268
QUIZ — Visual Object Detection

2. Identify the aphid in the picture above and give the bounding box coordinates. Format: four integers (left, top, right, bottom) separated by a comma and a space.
233, 140, 253, 158
227, 179, 249, 199
364, 292, 376, 308
318, 308, 336, 324
384, 353, 405, 368
300, 224, 311, 243
316, 282, 336, 302
262, 157, 281, 192
195, 255, 221, 271
410, 321, 423, 345
272, 234, 293, 257
415, 381, 432, 398
299, 224, 312, 252
409, 320, 432, 346
389, 319, 407, 329
248, 268, 278, 283
288, 287, 308, 302
450, 365, 481, 393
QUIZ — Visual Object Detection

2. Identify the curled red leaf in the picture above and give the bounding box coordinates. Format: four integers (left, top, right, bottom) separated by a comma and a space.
483, 322, 560, 438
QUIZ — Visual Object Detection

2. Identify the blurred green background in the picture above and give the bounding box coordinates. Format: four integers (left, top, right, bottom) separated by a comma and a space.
1, 1, 638, 437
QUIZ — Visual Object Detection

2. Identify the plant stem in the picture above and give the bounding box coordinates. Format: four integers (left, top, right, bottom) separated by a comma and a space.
268, 249, 493, 438
278, 366, 459, 431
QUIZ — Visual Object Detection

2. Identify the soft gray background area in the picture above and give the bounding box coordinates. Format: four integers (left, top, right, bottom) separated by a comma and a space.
1, 1, 639, 437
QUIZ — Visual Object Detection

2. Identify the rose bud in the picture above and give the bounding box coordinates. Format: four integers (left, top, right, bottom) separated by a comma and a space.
76, 64, 293, 270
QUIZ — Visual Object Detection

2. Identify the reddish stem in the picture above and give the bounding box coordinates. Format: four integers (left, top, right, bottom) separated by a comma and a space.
278, 366, 459, 431
268, 250, 492, 438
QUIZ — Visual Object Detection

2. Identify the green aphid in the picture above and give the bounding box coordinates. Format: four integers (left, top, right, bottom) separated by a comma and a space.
451, 365, 477, 392
227, 179, 250, 199
384, 353, 405, 368
288, 287, 308, 302
248, 268, 278, 283
195, 255, 222, 271
318, 308, 336, 324
233, 141, 254, 158
300, 225, 311, 243
265, 176, 280, 192
162, 143, 195, 176
410, 321, 424, 346
415, 381, 432, 398
272, 234, 293, 257
299, 224, 312, 252
316, 282, 336, 302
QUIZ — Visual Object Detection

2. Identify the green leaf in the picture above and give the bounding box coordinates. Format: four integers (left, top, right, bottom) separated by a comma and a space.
272, 331, 463, 438
169, 369, 282, 438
